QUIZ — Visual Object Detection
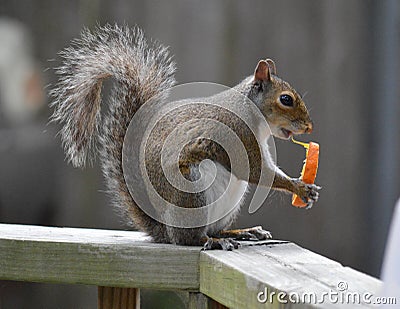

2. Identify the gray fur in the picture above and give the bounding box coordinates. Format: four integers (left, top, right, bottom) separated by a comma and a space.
50, 24, 175, 168
50, 24, 175, 240
50, 25, 320, 247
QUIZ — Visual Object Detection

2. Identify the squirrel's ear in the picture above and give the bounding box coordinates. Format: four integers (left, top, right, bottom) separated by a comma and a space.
266, 59, 277, 75
254, 60, 271, 82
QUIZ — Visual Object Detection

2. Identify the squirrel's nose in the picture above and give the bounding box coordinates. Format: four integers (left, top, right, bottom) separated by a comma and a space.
305, 122, 313, 134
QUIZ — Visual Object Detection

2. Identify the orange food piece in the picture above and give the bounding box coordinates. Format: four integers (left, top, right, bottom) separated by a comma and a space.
291, 141, 319, 208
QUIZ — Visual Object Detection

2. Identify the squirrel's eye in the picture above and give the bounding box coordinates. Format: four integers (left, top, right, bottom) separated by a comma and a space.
279, 94, 294, 107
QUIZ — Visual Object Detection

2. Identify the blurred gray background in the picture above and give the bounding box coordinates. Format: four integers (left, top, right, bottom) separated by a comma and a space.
0, 0, 399, 308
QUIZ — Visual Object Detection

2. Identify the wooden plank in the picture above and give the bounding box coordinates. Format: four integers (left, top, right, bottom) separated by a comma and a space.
183, 292, 211, 309
0, 224, 200, 290
178, 292, 228, 309
0, 223, 383, 309
200, 242, 382, 309
97, 287, 139, 309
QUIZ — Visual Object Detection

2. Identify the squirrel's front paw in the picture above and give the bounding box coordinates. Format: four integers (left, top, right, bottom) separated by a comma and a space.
293, 179, 321, 209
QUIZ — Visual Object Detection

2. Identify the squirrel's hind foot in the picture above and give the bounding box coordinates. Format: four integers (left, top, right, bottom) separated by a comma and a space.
217, 226, 272, 241
201, 226, 272, 250
202, 237, 240, 251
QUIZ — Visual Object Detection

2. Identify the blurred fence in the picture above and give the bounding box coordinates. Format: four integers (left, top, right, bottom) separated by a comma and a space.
0, 0, 399, 302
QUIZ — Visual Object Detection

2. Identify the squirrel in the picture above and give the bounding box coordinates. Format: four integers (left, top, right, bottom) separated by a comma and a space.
50, 24, 320, 250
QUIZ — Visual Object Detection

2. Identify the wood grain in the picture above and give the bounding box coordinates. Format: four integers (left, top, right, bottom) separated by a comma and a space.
200, 242, 382, 309
0, 224, 200, 290
97, 287, 139, 309
0, 224, 382, 308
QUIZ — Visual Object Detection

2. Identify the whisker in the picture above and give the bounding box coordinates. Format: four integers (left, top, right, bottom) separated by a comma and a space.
301, 91, 308, 99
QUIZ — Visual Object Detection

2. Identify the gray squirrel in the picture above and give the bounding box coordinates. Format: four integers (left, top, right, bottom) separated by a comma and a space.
50, 24, 320, 250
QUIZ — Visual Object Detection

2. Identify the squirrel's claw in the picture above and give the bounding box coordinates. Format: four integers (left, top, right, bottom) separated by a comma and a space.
215, 226, 272, 241
237, 227, 272, 240
251, 228, 272, 240
305, 200, 314, 210
202, 237, 240, 251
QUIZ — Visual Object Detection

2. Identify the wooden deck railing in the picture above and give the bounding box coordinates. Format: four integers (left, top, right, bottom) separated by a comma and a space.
0, 224, 382, 308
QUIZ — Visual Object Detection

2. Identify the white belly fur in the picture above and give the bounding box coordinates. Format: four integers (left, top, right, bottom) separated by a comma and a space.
197, 160, 248, 234
196, 124, 275, 234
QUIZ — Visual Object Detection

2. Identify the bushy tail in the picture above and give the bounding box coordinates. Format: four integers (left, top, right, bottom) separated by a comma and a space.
50, 24, 175, 167
50, 24, 175, 236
